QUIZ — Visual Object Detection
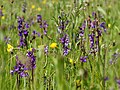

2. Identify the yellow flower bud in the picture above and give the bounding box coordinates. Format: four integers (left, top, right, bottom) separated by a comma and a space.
69, 58, 73, 65
37, 7, 41, 11
108, 24, 111, 28
1, 16, 5, 20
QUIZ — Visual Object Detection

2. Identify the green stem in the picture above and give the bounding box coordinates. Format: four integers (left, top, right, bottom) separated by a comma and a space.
103, 47, 106, 90
17, 74, 20, 90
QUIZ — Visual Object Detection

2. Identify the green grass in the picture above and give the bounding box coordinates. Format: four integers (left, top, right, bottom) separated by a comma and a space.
0, 0, 120, 90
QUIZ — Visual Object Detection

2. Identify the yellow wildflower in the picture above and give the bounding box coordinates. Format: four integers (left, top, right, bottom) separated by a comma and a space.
7, 44, 13, 52
28, 48, 33, 51
69, 58, 73, 65
50, 43, 57, 49
37, 7, 41, 11
1, 16, 5, 20
108, 24, 111, 28
31, 5, 35, 9
42, 0, 46, 4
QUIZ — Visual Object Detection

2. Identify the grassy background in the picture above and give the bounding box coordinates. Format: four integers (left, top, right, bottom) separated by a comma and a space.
0, 0, 120, 90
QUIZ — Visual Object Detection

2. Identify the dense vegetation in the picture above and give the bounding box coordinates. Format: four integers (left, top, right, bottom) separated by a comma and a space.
0, 0, 120, 90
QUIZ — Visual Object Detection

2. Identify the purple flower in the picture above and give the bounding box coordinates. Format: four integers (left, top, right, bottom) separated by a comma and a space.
109, 53, 120, 64
32, 30, 37, 35
20, 72, 28, 77
37, 15, 48, 35
97, 29, 102, 37
17, 17, 24, 30
18, 29, 28, 47
43, 21, 48, 28
116, 80, 120, 85
60, 34, 70, 56
44, 30, 47, 35
43, 21, 48, 35
25, 23, 30, 28
10, 70, 14, 75
19, 31, 23, 36
37, 32, 40, 37
89, 33, 95, 48
23, 30, 29, 37
57, 15, 69, 33
60, 34, 69, 47
19, 37, 25, 46
37, 15, 42, 23
79, 27, 84, 37
44, 46, 48, 55
59, 21, 65, 31
92, 12, 96, 17
100, 22, 106, 32
11, 59, 28, 77
37, 15, 43, 28
26, 48, 36, 69
104, 77, 109, 81
31, 30, 40, 41
63, 47, 69, 56
90, 20, 97, 28
82, 20, 86, 29
80, 56, 87, 62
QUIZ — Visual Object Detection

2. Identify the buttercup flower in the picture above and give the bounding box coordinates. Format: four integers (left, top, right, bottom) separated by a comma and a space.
31, 5, 35, 9
37, 7, 41, 11
7, 44, 13, 52
1, 16, 5, 20
69, 58, 73, 65
50, 43, 57, 49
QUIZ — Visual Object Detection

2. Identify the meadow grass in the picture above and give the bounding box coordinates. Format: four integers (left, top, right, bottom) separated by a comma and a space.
0, 0, 120, 90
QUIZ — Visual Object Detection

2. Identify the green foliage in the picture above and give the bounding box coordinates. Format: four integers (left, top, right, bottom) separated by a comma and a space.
0, 0, 120, 90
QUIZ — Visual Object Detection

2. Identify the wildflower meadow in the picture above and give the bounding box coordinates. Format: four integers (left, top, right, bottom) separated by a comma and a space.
0, 0, 120, 90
